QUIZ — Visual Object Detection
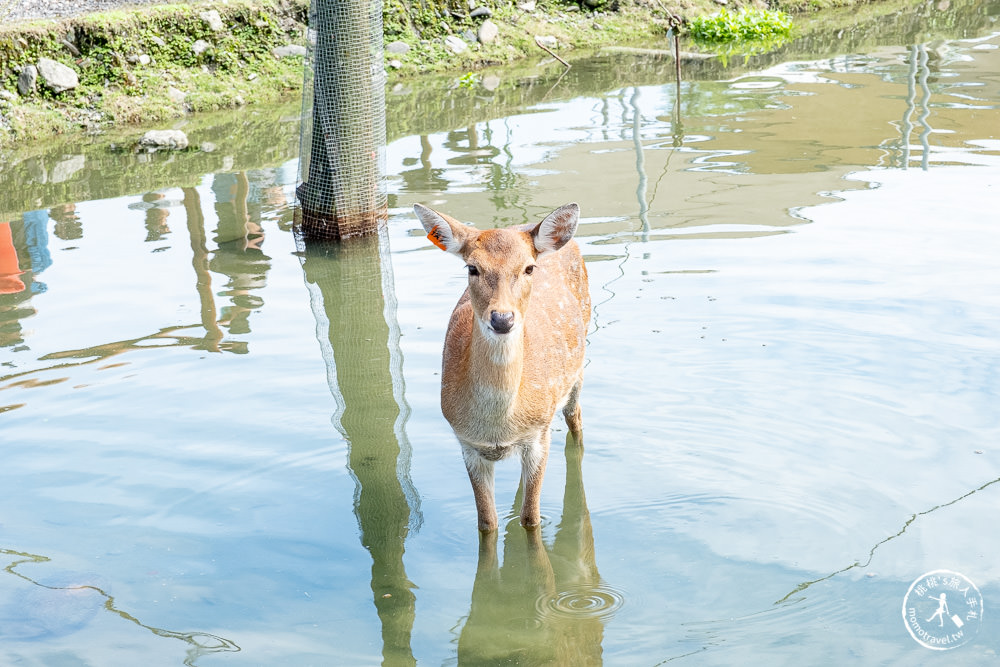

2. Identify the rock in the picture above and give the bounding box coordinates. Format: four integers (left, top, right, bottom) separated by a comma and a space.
482, 74, 501, 91
149, 35, 166, 48
461, 29, 477, 43
272, 44, 307, 58
388, 59, 403, 69
0, 89, 16, 102
167, 86, 186, 104
200, 142, 217, 152
535, 35, 558, 49
138, 129, 189, 151
192, 40, 211, 56
17, 64, 37, 96
444, 35, 468, 54
36, 58, 78, 94
199, 10, 225, 32
478, 19, 499, 44
517, 0, 536, 10
386, 40, 410, 55
470, 6, 492, 18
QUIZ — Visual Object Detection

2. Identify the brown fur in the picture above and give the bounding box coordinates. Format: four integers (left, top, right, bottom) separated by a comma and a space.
414, 203, 591, 531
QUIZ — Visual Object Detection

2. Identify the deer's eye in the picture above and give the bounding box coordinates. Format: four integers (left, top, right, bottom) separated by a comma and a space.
524, 265, 535, 275
466, 265, 479, 277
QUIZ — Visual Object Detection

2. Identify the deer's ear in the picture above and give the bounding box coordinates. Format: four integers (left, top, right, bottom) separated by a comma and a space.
414, 204, 477, 256
531, 203, 580, 256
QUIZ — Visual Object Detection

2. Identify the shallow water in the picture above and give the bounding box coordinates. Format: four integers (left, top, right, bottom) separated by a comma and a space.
2, 3, 1000, 665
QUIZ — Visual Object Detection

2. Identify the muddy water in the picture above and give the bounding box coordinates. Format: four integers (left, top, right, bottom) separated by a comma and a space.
2, 3, 999, 664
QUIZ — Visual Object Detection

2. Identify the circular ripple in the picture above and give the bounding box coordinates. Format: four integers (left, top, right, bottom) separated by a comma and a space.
538, 584, 626, 620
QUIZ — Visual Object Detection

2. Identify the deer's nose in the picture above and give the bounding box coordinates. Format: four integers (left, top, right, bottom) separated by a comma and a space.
490, 310, 515, 334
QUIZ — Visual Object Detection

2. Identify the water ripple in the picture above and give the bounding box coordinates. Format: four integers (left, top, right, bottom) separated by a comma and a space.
537, 583, 626, 620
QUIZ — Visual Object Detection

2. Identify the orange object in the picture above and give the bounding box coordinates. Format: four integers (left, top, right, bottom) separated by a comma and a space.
0, 221, 26, 294
427, 225, 449, 251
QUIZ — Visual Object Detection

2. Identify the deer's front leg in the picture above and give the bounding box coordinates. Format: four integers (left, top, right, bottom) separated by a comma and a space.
462, 442, 498, 532
519, 430, 551, 527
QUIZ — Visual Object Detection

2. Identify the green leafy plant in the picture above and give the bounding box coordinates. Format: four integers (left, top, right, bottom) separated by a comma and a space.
688, 8, 793, 43
457, 71, 478, 88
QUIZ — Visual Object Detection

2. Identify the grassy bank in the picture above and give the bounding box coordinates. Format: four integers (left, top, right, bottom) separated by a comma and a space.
0, 0, 916, 147
0, 0, 309, 146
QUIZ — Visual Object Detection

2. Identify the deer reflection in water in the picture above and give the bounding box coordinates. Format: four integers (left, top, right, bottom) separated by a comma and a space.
458, 433, 614, 666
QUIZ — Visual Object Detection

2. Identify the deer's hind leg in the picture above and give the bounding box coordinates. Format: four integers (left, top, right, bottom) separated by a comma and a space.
562, 377, 584, 439
519, 430, 551, 528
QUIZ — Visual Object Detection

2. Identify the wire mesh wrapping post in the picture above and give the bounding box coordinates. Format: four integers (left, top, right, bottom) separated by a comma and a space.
295, 0, 387, 242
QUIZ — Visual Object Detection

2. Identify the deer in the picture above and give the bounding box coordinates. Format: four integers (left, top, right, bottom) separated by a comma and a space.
413, 202, 591, 532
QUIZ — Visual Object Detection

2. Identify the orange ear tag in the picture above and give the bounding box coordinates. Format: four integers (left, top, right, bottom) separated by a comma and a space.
427, 226, 449, 251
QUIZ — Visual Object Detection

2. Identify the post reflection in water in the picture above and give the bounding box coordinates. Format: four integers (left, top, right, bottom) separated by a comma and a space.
896, 43, 935, 170
300, 230, 422, 665
179, 173, 275, 353
1, 171, 278, 392
182, 187, 225, 353
139, 192, 173, 242
458, 435, 613, 665
210, 172, 273, 338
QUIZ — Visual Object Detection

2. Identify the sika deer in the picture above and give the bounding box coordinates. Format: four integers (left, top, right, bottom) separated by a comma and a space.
413, 203, 591, 532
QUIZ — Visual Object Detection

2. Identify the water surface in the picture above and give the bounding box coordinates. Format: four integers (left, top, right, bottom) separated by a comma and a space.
1, 4, 999, 664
